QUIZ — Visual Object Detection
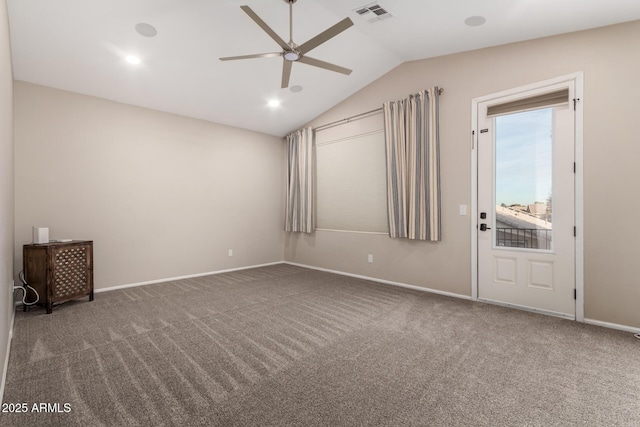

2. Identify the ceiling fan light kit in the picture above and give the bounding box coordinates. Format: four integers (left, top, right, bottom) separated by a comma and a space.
284, 51, 300, 61
219, 0, 354, 88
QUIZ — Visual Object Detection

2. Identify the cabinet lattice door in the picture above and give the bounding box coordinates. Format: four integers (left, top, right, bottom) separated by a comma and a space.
23, 241, 94, 314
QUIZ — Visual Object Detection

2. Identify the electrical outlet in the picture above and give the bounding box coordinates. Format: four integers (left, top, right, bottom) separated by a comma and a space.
228, 249, 233, 257
367, 254, 373, 263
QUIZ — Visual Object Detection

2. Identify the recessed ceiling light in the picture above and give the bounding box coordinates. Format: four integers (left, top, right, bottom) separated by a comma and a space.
290, 85, 303, 93
465, 16, 486, 27
268, 99, 281, 108
135, 23, 157, 37
125, 55, 141, 65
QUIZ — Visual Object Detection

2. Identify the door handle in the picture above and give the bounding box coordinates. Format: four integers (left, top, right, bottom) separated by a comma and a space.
480, 223, 492, 231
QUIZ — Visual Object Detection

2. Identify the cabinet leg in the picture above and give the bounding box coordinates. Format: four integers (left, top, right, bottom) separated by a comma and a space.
46, 302, 52, 314
89, 291, 94, 302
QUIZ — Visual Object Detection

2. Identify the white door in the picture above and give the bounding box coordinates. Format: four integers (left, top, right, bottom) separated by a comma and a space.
477, 81, 576, 318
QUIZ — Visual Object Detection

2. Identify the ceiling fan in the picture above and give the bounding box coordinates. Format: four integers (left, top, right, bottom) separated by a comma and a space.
219, 0, 354, 88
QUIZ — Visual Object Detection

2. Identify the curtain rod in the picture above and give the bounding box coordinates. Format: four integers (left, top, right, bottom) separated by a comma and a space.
313, 87, 444, 132
313, 107, 382, 132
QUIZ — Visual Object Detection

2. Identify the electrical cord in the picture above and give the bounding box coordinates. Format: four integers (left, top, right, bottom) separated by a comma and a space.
14, 270, 40, 306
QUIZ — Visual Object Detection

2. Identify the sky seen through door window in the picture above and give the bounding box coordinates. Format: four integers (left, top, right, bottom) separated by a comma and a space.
495, 108, 553, 208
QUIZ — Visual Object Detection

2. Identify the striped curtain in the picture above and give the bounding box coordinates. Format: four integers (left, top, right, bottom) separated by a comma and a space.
383, 88, 441, 241
285, 127, 313, 233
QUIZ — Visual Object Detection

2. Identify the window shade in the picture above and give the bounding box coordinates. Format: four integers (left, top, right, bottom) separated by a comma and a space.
487, 88, 569, 117
315, 130, 388, 233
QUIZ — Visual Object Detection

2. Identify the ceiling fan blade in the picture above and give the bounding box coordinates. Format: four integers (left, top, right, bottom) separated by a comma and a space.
298, 17, 354, 55
281, 59, 293, 88
219, 52, 281, 61
298, 56, 352, 75
240, 5, 290, 51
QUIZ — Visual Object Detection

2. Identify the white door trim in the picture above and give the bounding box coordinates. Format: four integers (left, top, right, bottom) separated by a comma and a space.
470, 72, 584, 322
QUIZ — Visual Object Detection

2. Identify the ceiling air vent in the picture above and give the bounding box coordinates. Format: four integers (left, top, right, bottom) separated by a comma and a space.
354, 3, 392, 23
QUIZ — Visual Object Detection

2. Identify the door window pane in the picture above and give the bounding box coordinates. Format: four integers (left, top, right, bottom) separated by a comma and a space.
495, 108, 552, 250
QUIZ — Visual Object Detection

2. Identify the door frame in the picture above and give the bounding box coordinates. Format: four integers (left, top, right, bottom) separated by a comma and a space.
470, 72, 584, 322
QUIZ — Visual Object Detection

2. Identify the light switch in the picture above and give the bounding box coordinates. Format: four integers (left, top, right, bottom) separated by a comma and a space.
459, 205, 467, 216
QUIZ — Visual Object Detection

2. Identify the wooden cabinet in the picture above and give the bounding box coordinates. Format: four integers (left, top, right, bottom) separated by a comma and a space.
23, 240, 94, 314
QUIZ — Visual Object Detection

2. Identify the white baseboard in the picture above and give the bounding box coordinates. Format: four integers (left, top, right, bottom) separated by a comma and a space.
284, 261, 472, 301
95, 261, 284, 294
584, 318, 640, 335
0, 304, 16, 404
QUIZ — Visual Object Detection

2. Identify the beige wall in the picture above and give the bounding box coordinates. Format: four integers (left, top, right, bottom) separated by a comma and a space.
14, 82, 285, 289
0, 0, 13, 396
285, 20, 640, 329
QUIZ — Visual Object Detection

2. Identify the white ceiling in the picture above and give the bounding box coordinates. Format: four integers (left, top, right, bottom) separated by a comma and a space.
7, 0, 640, 136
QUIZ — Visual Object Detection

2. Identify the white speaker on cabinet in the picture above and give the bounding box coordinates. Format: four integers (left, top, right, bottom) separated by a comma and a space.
32, 226, 49, 244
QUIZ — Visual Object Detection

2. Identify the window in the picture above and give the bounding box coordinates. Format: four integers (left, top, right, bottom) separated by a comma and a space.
314, 116, 388, 233
488, 87, 569, 250
495, 108, 553, 249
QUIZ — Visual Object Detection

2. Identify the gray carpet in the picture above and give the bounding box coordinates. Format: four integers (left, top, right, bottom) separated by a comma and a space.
1, 264, 639, 426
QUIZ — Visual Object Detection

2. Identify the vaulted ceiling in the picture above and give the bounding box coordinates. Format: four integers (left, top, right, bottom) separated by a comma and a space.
7, 0, 640, 136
